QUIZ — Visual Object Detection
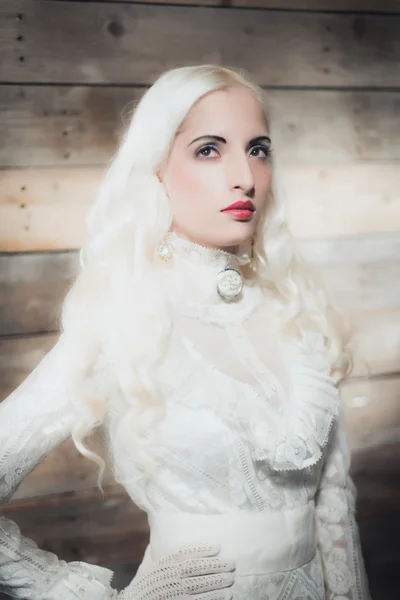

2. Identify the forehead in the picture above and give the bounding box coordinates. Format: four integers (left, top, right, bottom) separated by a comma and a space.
179, 85, 268, 137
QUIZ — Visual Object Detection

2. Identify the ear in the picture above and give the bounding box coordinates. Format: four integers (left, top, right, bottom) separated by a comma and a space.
156, 168, 169, 196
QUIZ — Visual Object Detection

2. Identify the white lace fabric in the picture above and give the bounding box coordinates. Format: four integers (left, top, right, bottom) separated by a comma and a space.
315, 408, 372, 600
0, 337, 117, 599
0, 234, 371, 599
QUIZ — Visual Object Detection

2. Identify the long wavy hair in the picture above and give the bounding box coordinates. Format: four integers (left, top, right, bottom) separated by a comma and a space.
59, 65, 353, 494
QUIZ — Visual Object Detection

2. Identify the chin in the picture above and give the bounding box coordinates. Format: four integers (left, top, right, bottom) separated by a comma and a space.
221, 222, 257, 249
174, 220, 256, 252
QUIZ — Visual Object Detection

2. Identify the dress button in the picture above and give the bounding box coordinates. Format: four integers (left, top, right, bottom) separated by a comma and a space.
271, 385, 277, 392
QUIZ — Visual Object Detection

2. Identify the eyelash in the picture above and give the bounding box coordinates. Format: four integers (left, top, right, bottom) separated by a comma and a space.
195, 144, 272, 159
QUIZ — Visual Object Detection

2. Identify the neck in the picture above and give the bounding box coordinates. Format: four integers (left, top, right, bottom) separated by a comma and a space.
167, 231, 251, 270
159, 232, 264, 324
171, 228, 240, 256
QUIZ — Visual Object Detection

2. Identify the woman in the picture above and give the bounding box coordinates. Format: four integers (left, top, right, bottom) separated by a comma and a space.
0, 65, 371, 600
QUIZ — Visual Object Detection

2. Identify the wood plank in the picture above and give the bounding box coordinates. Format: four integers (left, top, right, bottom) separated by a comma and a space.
1, 163, 399, 252
1, 86, 400, 169
232, 0, 400, 9
1, 235, 400, 335
0, 167, 96, 251
283, 164, 400, 238
300, 235, 400, 311
0, 251, 78, 335
1, 3, 400, 86
341, 375, 400, 453
268, 90, 400, 165
1, 303, 398, 398
2, 324, 397, 399
100, 0, 400, 11
1, 486, 149, 566
113, 0, 400, 10
11, 435, 117, 501
1, 318, 399, 401
351, 444, 400, 520
0, 332, 58, 397
351, 443, 399, 600
348, 308, 400, 378
0, 85, 135, 168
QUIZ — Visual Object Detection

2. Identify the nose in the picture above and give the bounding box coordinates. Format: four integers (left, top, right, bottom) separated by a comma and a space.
227, 152, 255, 196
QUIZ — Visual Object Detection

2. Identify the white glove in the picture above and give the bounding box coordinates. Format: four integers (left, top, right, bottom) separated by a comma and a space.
118, 543, 235, 600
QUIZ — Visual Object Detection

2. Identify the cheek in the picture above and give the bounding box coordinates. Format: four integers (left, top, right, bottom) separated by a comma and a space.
167, 160, 221, 206
176, 166, 206, 196
256, 165, 272, 197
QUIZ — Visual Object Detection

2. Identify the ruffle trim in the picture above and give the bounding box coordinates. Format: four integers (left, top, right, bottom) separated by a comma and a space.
0, 517, 117, 599
56, 562, 117, 599
164, 331, 339, 472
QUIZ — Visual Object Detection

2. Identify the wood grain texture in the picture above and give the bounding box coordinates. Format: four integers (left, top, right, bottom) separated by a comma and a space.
1, 235, 400, 335
1, 86, 400, 168
0, 251, 77, 335
1, 163, 399, 252
0, 167, 98, 251
1, 302, 399, 396
351, 443, 399, 600
97, 0, 400, 11
11, 435, 117, 501
1, 486, 149, 565
0, 85, 135, 168
282, 164, 400, 238
1, 311, 398, 400
0, 332, 58, 397
342, 375, 400, 453
348, 308, 400, 378
1, 3, 399, 86
300, 235, 400, 311
351, 443, 400, 520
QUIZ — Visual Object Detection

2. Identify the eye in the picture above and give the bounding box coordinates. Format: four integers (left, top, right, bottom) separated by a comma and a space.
249, 145, 272, 159
195, 144, 219, 158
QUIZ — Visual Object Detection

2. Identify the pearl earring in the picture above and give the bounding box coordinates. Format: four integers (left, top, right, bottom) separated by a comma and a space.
159, 240, 173, 261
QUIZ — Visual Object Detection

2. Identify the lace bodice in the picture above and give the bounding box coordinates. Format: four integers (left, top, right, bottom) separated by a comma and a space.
0, 234, 371, 599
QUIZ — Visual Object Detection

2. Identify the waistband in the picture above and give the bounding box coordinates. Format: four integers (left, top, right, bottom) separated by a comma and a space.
148, 502, 316, 576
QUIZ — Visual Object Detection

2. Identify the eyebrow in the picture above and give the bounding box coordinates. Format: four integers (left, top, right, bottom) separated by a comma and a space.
187, 134, 271, 148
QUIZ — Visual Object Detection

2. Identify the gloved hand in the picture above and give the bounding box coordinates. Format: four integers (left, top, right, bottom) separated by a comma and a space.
118, 543, 235, 600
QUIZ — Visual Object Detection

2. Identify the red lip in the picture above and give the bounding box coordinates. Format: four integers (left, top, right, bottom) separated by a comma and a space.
222, 200, 255, 212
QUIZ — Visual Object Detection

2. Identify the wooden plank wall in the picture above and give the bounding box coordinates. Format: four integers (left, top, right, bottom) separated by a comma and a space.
0, 0, 399, 597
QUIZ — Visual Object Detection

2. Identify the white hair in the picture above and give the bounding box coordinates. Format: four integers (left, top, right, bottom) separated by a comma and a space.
59, 65, 352, 493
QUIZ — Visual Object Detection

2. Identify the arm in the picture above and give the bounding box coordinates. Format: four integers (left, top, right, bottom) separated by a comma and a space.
0, 335, 117, 599
315, 395, 371, 600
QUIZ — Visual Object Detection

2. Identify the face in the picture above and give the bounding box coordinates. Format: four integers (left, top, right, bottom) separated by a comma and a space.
158, 85, 272, 252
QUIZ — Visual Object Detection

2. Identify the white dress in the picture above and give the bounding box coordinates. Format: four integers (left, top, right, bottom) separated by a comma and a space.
0, 235, 371, 600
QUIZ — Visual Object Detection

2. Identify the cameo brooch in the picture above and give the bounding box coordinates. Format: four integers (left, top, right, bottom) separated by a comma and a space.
216, 267, 243, 301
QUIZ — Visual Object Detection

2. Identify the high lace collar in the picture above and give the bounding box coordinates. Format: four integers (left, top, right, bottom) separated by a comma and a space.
167, 232, 251, 270
160, 233, 265, 324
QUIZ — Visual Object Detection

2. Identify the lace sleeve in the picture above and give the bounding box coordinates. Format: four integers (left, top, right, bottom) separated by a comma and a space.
315, 395, 371, 600
0, 336, 117, 599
